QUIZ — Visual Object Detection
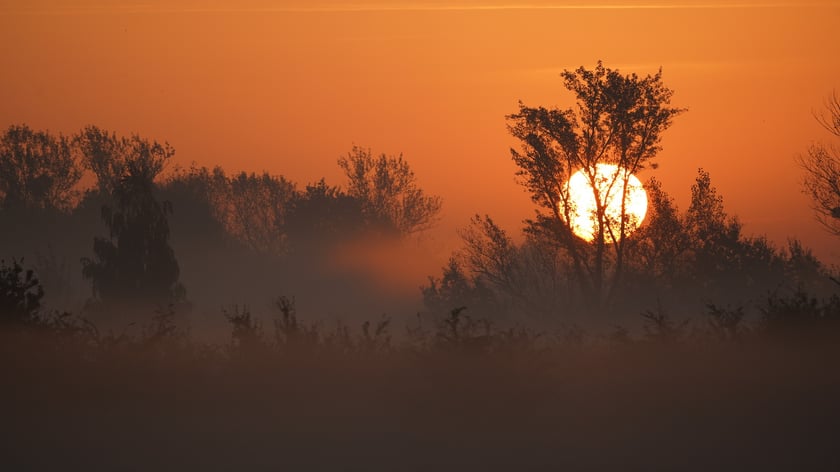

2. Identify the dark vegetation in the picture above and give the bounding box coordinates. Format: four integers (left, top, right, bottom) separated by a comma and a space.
2, 64, 840, 470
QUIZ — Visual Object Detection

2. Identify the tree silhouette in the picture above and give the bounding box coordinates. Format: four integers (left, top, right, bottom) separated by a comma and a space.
625, 177, 690, 282
74, 126, 131, 196
423, 214, 583, 320
458, 215, 521, 297
684, 168, 746, 283
157, 165, 231, 249
338, 146, 442, 235
80, 131, 184, 311
798, 91, 840, 237
630, 169, 832, 310
681, 169, 775, 301
423, 258, 492, 316
428, 167, 833, 323
0, 124, 82, 211
284, 179, 366, 249
506, 61, 684, 310
216, 170, 296, 254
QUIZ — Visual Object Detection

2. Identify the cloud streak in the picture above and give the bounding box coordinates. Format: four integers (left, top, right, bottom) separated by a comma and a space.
267, 2, 833, 13
3, 1, 835, 15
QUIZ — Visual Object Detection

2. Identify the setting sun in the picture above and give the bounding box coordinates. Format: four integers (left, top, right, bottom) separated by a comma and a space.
565, 164, 647, 242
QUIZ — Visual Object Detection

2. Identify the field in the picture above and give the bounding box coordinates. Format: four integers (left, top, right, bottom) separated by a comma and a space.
3, 315, 839, 471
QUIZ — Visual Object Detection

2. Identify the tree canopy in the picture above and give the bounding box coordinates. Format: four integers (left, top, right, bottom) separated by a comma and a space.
798, 91, 840, 237
0, 124, 81, 211
338, 146, 442, 235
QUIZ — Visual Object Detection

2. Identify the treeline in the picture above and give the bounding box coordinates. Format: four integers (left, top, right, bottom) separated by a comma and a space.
423, 63, 837, 328
0, 124, 441, 323
3, 255, 839, 360
424, 169, 836, 327
1, 119, 838, 336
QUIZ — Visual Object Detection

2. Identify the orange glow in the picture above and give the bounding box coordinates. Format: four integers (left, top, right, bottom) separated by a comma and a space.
1, 0, 839, 266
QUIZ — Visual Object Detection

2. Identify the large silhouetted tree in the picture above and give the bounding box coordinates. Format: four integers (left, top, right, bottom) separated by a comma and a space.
0, 125, 82, 211
506, 61, 684, 311
80, 131, 184, 311
798, 91, 840, 237
338, 146, 442, 235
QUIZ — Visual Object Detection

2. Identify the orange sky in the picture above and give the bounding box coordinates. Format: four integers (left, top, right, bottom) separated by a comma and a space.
2, 0, 840, 268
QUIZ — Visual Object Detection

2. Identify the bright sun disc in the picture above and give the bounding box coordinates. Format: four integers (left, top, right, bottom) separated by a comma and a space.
565, 164, 648, 242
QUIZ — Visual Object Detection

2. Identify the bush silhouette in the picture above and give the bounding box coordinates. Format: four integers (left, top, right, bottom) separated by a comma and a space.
0, 259, 44, 328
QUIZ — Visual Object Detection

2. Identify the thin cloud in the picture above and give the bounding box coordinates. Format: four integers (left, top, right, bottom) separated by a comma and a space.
524, 60, 744, 74
3, 2, 836, 15
267, 2, 836, 13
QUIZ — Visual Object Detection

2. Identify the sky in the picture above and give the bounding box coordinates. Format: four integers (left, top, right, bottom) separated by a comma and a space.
2, 0, 840, 269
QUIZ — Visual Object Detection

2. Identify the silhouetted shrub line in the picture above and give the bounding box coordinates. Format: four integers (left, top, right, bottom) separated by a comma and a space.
4, 288, 840, 367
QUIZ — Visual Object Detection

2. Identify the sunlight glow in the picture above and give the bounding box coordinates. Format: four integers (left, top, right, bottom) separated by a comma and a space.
565, 164, 648, 242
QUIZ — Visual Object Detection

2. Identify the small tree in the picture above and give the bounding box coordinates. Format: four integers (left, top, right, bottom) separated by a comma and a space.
798, 91, 840, 237
0, 124, 82, 211
682, 169, 746, 293
507, 61, 684, 311
338, 146, 442, 235
424, 215, 573, 320
625, 177, 690, 282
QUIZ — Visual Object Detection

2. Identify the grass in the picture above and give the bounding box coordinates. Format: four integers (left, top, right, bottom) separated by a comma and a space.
1, 302, 840, 471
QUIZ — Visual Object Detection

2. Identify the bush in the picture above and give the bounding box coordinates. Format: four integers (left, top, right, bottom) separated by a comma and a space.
0, 259, 44, 328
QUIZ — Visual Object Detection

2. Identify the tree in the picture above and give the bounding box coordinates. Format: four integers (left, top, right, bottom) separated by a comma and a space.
157, 165, 232, 249
80, 131, 184, 311
625, 177, 690, 282
284, 178, 366, 249
506, 61, 684, 310
422, 214, 577, 321
683, 169, 751, 295
798, 91, 840, 237
216, 170, 296, 254
338, 146, 442, 235
457, 215, 521, 297
0, 124, 82, 211
74, 126, 130, 196
424, 258, 482, 312
678, 169, 823, 308
428, 167, 834, 323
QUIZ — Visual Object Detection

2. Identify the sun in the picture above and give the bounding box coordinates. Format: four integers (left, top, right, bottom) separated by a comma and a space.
564, 164, 648, 242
